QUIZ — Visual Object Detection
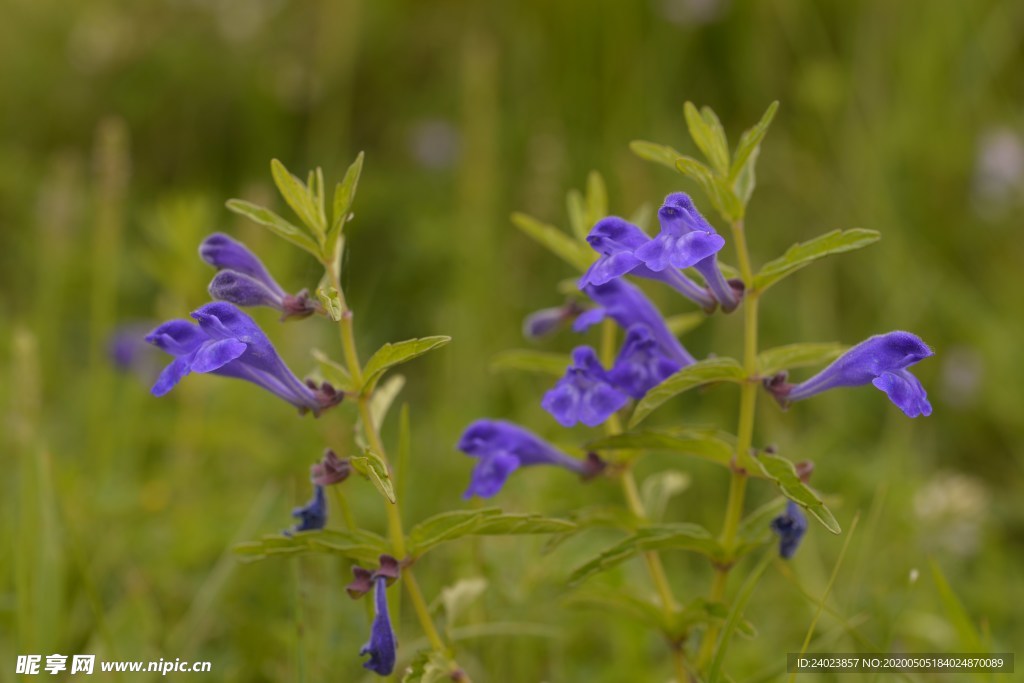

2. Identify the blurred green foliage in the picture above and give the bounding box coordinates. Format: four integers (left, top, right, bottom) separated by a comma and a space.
2, 0, 1022, 680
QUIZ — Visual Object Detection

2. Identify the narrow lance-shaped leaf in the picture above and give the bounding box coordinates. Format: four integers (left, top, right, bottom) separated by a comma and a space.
225, 199, 321, 257
330, 152, 364, 245
587, 429, 736, 469
753, 452, 840, 534
629, 140, 685, 171
570, 524, 724, 584
754, 228, 881, 293
233, 528, 389, 566
407, 508, 576, 557
630, 357, 746, 428
566, 189, 587, 242
511, 212, 594, 271
757, 342, 848, 376
730, 101, 779, 182
684, 102, 730, 175
490, 349, 573, 377
350, 449, 396, 504
585, 171, 608, 232
271, 159, 324, 239
361, 336, 451, 394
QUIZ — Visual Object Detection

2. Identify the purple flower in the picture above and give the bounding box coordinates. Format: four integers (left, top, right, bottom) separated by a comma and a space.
769, 331, 934, 418
360, 576, 397, 676
542, 347, 630, 427
290, 485, 327, 533
636, 193, 740, 312
580, 216, 716, 311
576, 279, 695, 366
522, 300, 585, 339
146, 302, 337, 415
607, 325, 682, 399
770, 500, 808, 559
458, 419, 591, 498
200, 233, 319, 320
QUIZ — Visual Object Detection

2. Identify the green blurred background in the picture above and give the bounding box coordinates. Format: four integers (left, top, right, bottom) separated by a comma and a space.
2, 0, 1022, 680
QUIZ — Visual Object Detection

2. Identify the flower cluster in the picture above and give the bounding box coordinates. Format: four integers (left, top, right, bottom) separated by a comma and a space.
460, 191, 935, 561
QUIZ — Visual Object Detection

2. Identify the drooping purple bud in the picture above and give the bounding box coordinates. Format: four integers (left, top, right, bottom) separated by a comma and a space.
289, 485, 327, 533
458, 419, 588, 498
767, 331, 934, 418
580, 216, 716, 311
541, 347, 630, 427
359, 577, 397, 676
770, 500, 808, 559
522, 299, 586, 339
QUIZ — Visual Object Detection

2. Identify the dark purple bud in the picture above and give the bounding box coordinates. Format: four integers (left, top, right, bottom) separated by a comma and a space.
541, 346, 630, 427
580, 216, 717, 310
280, 289, 322, 321
580, 452, 608, 481
772, 331, 934, 418
359, 577, 397, 676
311, 449, 352, 486
289, 485, 327, 533
146, 302, 327, 415
374, 554, 400, 584
771, 500, 808, 559
458, 419, 588, 498
523, 299, 585, 339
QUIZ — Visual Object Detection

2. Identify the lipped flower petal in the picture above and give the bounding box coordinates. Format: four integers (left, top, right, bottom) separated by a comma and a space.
458, 419, 588, 498
773, 331, 934, 417
542, 346, 629, 427
200, 233, 286, 297
607, 325, 682, 399
208, 270, 285, 309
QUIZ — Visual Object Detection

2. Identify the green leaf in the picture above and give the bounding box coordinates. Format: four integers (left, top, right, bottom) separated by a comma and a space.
233, 528, 389, 566
330, 152, 364, 246
587, 429, 736, 469
407, 509, 576, 557
707, 550, 774, 683
511, 212, 594, 271
629, 358, 746, 428
361, 336, 451, 394
270, 159, 324, 238
929, 559, 987, 653
490, 349, 571, 377
570, 523, 723, 584
675, 156, 742, 221
730, 101, 779, 182
566, 189, 587, 241
363, 374, 405, 435
350, 450, 396, 504
629, 140, 684, 171
585, 171, 608, 230
684, 102, 730, 175
310, 349, 355, 393
753, 452, 840, 534
733, 142, 759, 206
402, 649, 450, 683
316, 286, 342, 322
225, 199, 320, 256
757, 342, 847, 376
753, 228, 881, 292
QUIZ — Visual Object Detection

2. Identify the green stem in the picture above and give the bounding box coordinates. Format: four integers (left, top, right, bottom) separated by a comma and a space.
601, 320, 688, 683
326, 264, 456, 670
697, 220, 760, 671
